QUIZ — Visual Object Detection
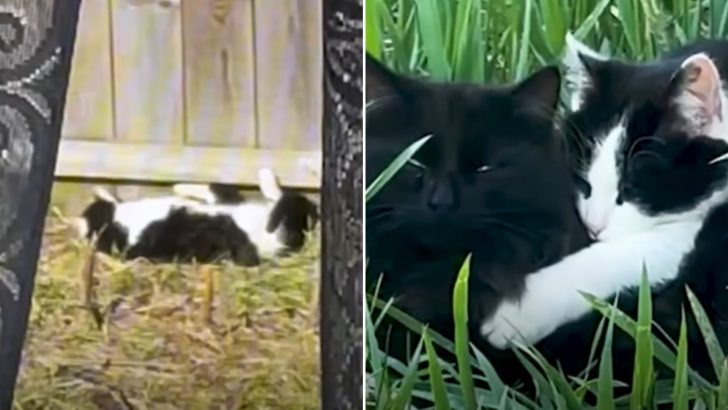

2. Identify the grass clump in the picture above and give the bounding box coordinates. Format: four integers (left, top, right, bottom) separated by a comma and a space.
14, 206, 321, 410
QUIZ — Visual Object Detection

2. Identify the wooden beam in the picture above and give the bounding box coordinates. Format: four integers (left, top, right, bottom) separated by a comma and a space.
54, 140, 321, 189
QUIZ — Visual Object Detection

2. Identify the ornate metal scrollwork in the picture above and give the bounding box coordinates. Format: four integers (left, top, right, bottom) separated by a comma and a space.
0, 0, 61, 347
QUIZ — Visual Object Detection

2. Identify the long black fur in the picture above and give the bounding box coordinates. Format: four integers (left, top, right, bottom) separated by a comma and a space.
365, 54, 591, 382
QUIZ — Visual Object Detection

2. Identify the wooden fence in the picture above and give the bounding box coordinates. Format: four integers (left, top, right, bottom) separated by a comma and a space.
56, 0, 322, 189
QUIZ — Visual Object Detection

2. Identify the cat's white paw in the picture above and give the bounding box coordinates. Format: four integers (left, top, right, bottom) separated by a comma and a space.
480, 297, 550, 349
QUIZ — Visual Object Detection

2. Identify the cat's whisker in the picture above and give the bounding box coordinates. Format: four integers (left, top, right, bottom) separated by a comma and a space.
630, 150, 669, 164
472, 217, 543, 240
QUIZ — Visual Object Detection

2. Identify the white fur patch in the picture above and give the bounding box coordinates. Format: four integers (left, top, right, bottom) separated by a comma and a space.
481, 220, 701, 347
578, 122, 623, 237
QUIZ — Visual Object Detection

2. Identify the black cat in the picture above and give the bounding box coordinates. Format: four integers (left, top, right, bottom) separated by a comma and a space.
365, 54, 590, 377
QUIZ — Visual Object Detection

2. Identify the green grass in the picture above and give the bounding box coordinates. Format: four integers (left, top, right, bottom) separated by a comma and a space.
365, 1, 728, 408
367, 0, 728, 84
13, 184, 321, 409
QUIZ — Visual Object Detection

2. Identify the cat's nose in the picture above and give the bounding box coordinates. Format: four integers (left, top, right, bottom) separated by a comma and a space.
586, 220, 606, 239
427, 180, 455, 210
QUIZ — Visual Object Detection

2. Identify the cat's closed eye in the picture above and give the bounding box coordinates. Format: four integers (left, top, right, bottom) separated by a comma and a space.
574, 173, 592, 198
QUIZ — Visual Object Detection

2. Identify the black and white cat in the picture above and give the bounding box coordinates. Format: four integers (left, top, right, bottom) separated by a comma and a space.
77, 169, 319, 266
481, 35, 728, 377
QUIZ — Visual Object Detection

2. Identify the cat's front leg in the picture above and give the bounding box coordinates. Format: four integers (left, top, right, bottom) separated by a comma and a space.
479, 223, 696, 349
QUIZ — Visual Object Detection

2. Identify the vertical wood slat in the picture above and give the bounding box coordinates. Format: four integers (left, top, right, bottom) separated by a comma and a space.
254, 0, 323, 151
110, 0, 184, 144
62, 0, 114, 140
181, 0, 257, 148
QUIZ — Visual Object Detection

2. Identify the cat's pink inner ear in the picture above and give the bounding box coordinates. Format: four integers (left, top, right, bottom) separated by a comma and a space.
681, 53, 723, 121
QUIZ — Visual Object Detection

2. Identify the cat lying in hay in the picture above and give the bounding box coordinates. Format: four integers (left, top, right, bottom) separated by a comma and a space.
76, 169, 318, 266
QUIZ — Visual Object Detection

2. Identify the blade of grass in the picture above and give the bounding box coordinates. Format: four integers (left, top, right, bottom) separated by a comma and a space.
423, 329, 451, 410
515, 343, 583, 410
365, 0, 382, 58
537, 0, 565, 55
686, 286, 725, 379
391, 337, 425, 410
452, 254, 476, 410
370, 295, 456, 352
630, 266, 654, 410
512, 348, 559, 409
365, 134, 432, 201
573, 0, 612, 39
581, 312, 608, 382
718, 359, 728, 409
515, 0, 533, 80
615, 0, 640, 57
672, 310, 689, 410
711, 0, 728, 37
582, 292, 712, 389
414, 0, 451, 80
597, 295, 618, 410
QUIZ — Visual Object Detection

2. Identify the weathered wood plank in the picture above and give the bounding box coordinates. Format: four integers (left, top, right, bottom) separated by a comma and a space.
55, 140, 321, 189
62, 0, 114, 140
181, 0, 256, 147
253, 0, 323, 151
110, 0, 184, 143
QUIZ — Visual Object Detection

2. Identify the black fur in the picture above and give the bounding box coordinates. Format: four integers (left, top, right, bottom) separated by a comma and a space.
208, 183, 246, 204
265, 191, 319, 252
365, 54, 590, 368
127, 207, 260, 266
80, 197, 128, 254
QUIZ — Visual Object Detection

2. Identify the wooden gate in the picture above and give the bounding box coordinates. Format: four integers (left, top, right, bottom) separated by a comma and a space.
56, 0, 322, 189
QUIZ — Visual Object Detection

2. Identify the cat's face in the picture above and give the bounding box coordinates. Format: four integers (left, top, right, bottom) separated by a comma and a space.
564, 35, 728, 240
366, 56, 575, 252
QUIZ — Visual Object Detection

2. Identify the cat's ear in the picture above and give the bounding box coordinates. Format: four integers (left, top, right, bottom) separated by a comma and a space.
93, 186, 119, 204
366, 53, 418, 102
562, 32, 608, 110
511, 65, 561, 114
670, 53, 725, 134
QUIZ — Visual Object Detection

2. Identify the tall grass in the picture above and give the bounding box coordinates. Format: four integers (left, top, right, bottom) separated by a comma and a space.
366, 0, 728, 83
366, 0, 728, 408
